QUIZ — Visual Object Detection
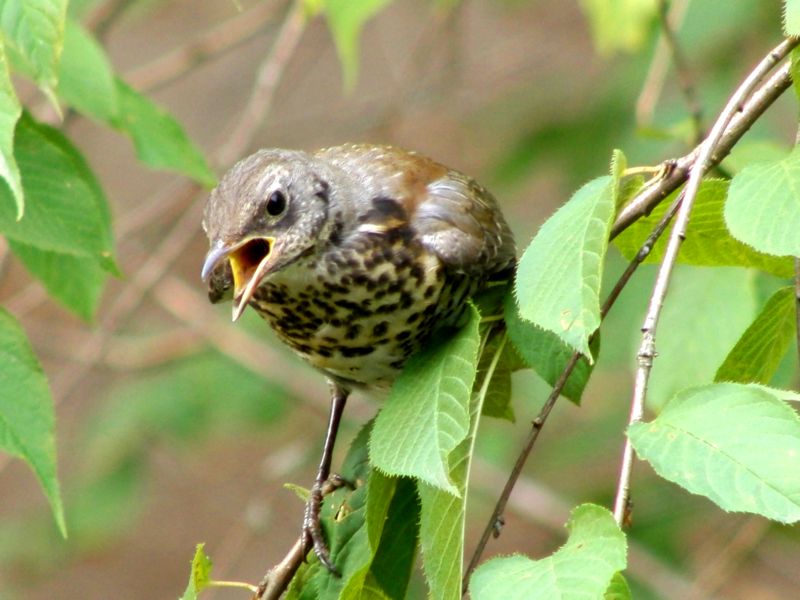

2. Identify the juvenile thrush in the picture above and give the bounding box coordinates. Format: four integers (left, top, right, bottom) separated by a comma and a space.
201, 144, 515, 571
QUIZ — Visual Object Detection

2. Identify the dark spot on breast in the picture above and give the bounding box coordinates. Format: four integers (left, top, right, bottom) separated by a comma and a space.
410, 264, 425, 283
345, 324, 362, 340
341, 345, 375, 357
395, 330, 411, 341
399, 292, 413, 310
406, 311, 420, 324
372, 321, 389, 337
424, 284, 436, 299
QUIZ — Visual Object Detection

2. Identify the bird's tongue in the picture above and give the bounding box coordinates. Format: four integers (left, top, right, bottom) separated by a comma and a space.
231, 238, 274, 322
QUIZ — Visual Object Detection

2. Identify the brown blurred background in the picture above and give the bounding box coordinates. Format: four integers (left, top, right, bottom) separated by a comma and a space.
0, 1, 797, 598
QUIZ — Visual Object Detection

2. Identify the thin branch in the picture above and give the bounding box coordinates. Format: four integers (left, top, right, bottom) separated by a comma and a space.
612, 36, 800, 527
613, 53, 796, 238
125, 1, 281, 93
218, 0, 308, 167
657, 0, 703, 143
463, 185, 686, 590
636, 0, 691, 127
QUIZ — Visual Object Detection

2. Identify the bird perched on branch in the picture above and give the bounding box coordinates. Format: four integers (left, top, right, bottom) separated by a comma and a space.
201, 144, 515, 572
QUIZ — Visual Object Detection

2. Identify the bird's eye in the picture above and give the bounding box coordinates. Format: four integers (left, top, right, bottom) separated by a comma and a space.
266, 190, 287, 216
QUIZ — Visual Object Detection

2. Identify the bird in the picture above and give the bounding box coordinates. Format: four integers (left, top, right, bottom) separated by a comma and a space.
200, 143, 515, 572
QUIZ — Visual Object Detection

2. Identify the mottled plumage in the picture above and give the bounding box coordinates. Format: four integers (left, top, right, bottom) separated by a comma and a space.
201, 143, 515, 570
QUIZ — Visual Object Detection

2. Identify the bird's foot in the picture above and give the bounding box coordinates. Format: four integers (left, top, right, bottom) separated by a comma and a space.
302, 474, 352, 576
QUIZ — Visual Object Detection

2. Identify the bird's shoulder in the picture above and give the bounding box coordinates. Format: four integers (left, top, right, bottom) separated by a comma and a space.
317, 144, 515, 275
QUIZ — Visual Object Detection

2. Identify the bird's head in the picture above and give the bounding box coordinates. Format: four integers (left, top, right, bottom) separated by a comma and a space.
201, 149, 331, 321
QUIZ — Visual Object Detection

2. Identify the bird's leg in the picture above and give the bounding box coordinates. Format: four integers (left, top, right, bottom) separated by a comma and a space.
303, 381, 349, 575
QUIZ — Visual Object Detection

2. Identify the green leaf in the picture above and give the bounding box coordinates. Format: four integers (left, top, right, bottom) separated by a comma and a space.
614, 180, 793, 277
57, 18, 118, 122
179, 543, 213, 600
0, 0, 67, 95
725, 145, 800, 257
0, 113, 116, 266
0, 40, 22, 218
604, 572, 632, 599
470, 504, 627, 599
515, 174, 617, 359
785, 0, 800, 35
724, 139, 791, 173
646, 266, 758, 410
370, 305, 480, 494
8, 241, 108, 321
112, 79, 216, 188
715, 286, 796, 384
324, 0, 391, 90
505, 290, 595, 404
417, 309, 491, 600
0, 308, 65, 535
477, 333, 516, 422
629, 383, 800, 523
578, 0, 658, 55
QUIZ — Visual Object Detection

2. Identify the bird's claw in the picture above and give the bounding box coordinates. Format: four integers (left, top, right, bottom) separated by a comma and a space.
302, 478, 346, 576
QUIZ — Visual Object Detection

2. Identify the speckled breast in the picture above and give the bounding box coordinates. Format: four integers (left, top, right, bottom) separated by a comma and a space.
248, 228, 474, 389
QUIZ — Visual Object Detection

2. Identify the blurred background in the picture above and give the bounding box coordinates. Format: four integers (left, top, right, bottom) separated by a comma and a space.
0, 0, 798, 598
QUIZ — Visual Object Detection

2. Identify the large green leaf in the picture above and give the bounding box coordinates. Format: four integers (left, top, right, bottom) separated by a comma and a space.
579, 0, 658, 55
112, 79, 216, 188
629, 383, 800, 523
0, 39, 22, 217
57, 18, 118, 122
7, 241, 107, 321
505, 290, 595, 404
324, 0, 391, 90
515, 171, 617, 359
614, 180, 793, 277
0, 0, 67, 95
0, 113, 116, 263
0, 308, 64, 535
370, 305, 480, 494
715, 286, 796, 384
470, 504, 627, 599
416, 307, 491, 600
725, 145, 800, 258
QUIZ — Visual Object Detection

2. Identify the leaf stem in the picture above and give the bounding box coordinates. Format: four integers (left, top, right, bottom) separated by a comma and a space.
612, 36, 800, 527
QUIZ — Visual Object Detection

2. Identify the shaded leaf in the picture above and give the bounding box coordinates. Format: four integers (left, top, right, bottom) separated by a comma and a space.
57, 18, 118, 122
0, 113, 116, 266
629, 383, 800, 523
113, 79, 216, 187
370, 306, 480, 494
0, 308, 64, 535
715, 286, 796, 384
505, 290, 595, 404
725, 145, 800, 257
605, 572, 632, 599
8, 241, 107, 321
515, 172, 617, 359
470, 504, 626, 599
477, 332, 516, 422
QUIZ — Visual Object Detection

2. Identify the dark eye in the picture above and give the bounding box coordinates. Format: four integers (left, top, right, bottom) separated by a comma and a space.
266, 190, 287, 216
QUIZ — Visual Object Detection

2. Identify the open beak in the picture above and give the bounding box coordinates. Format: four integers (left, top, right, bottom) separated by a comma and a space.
201, 236, 276, 322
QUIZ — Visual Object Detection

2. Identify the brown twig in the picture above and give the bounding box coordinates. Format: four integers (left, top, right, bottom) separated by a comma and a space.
217, 0, 308, 167
612, 54, 796, 238
636, 0, 691, 127
657, 0, 703, 143
125, 2, 282, 93
463, 186, 686, 592
612, 36, 800, 526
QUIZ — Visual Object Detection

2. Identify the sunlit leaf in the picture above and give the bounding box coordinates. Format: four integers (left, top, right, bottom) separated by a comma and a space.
630, 383, 800, 523
179, 544, 213, 600
0, 40, 22, 217
579, 0, 658, 55
470, 504, 626, 599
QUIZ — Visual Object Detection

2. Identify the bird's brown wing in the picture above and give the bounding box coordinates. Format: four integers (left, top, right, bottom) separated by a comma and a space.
413, 170, 516, 276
